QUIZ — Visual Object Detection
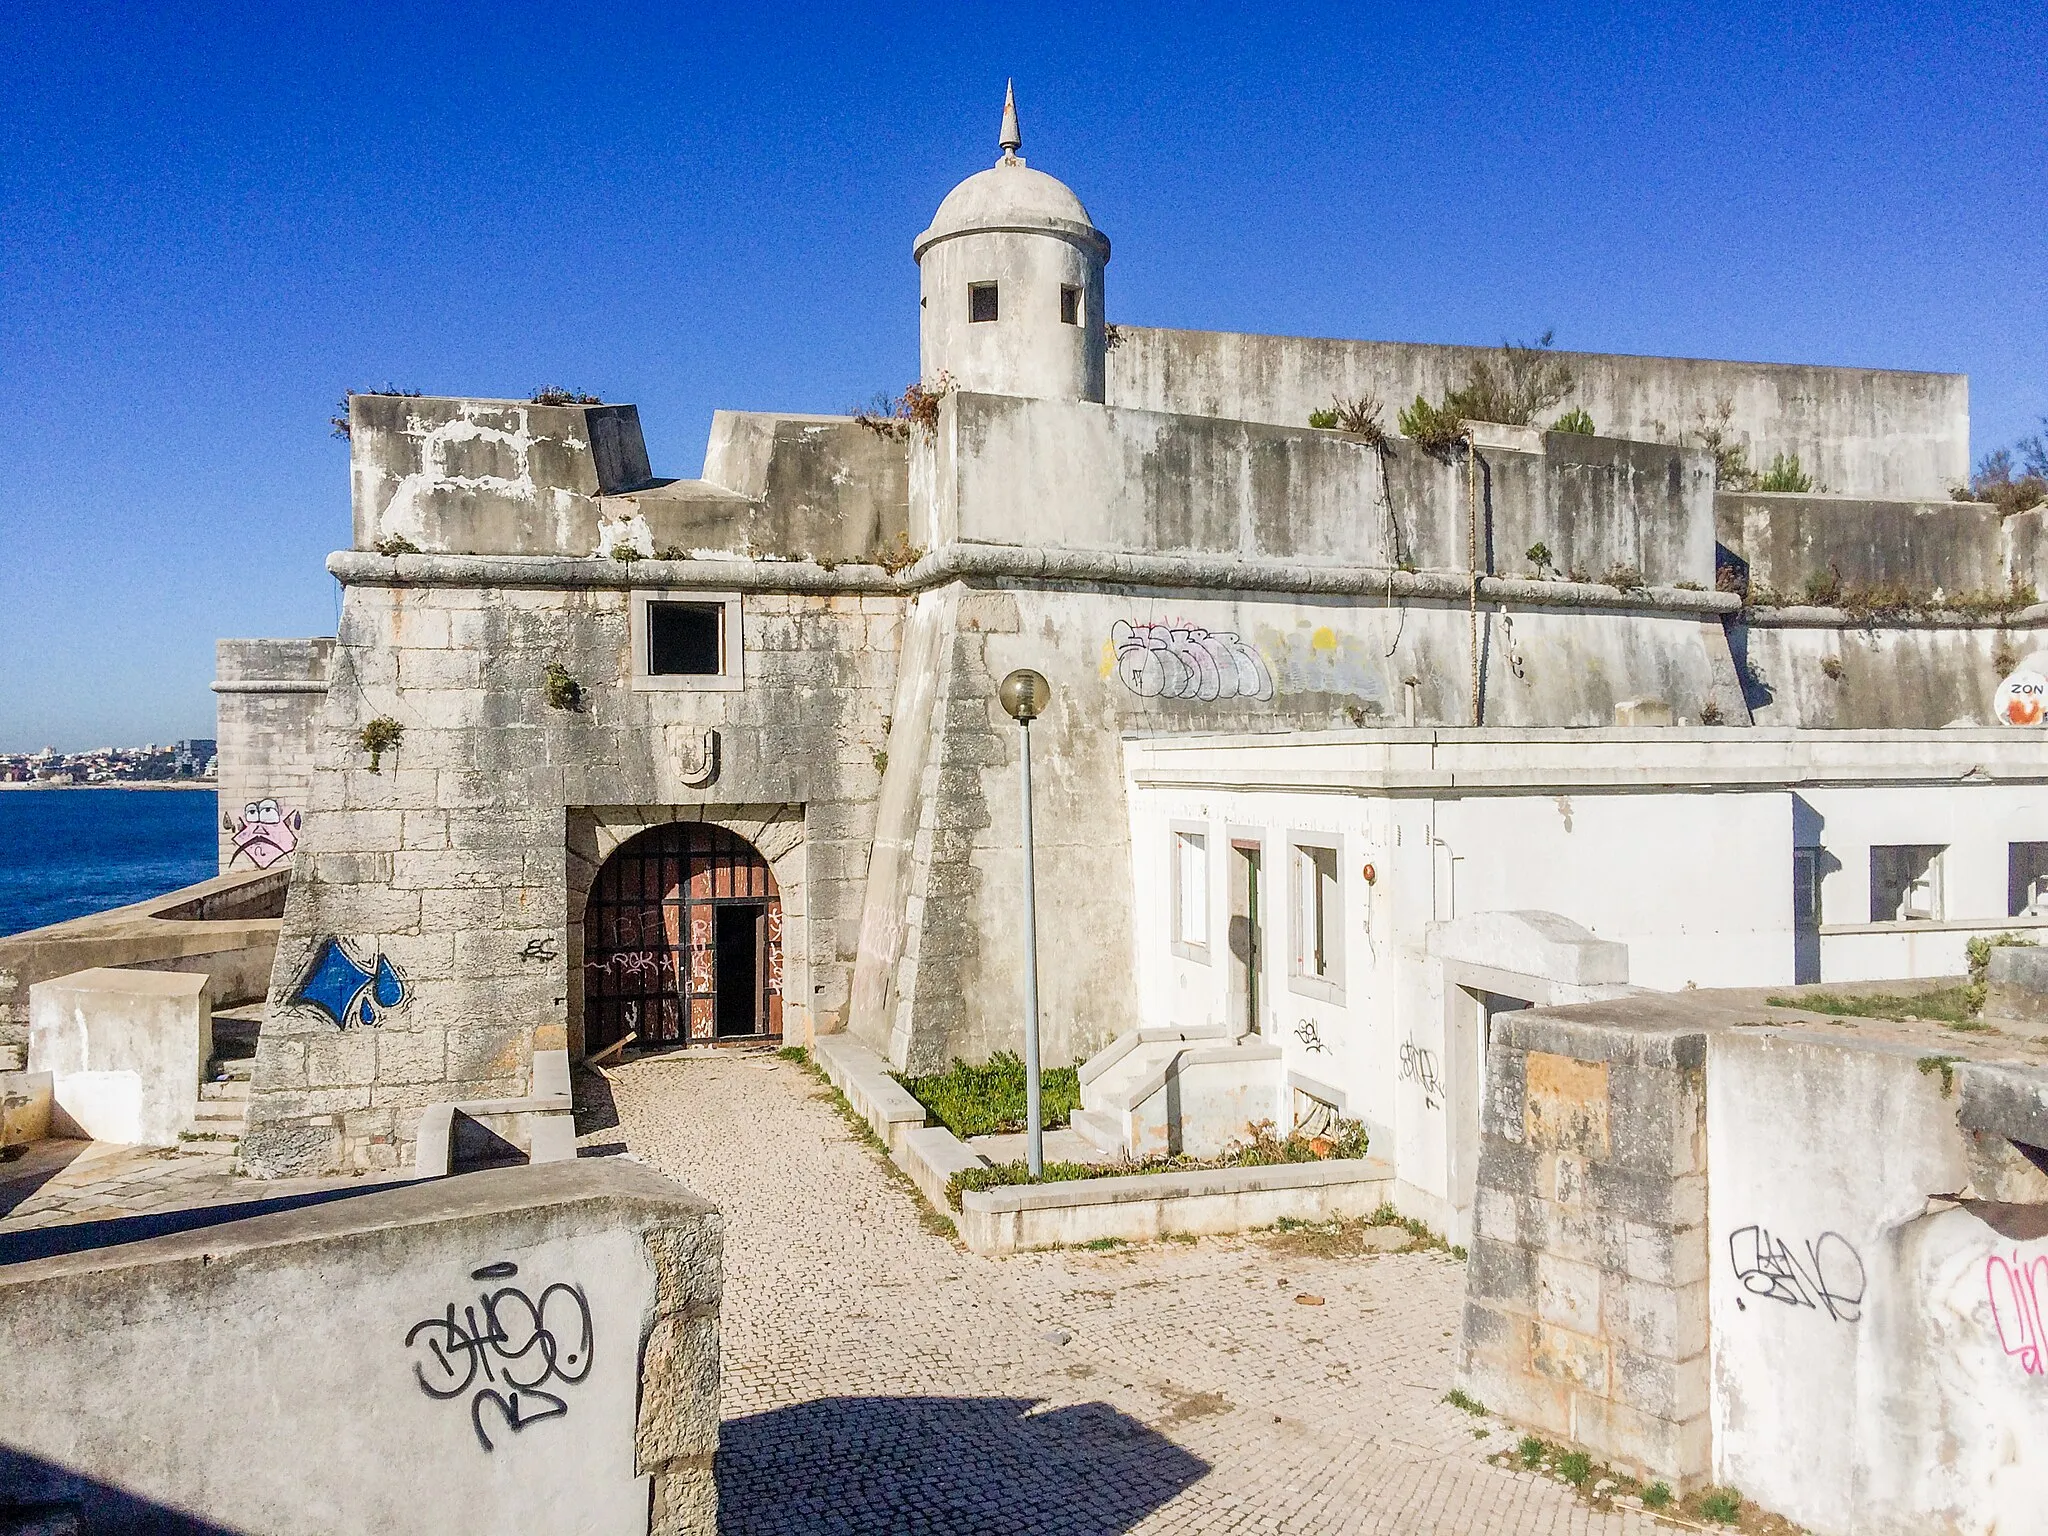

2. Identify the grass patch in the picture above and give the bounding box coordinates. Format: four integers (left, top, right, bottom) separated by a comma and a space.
1766, 986, 1978, 1024
947, 1118, 1370, 1209
1555, 1451, 1592, 1487
1517, 1436, 1546, 1468
1444, 1388, 1486, 1416
1642, 1481, 1672, 1509
1917, 1054, 1964, 1096
895, 1052, 1080, 1138
1696, 1487, 1744, 1523
1078, 1237, 1126, 1251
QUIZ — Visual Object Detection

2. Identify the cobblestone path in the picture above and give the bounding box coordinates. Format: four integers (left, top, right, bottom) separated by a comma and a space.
585, 1050, 1661, 1535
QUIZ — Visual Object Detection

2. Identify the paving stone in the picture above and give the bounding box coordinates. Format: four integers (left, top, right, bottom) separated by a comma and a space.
584, 1052, 1662, 1534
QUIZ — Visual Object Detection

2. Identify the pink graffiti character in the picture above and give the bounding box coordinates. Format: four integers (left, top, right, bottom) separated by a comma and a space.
226, 798, 301, 870
1987, 1250, 2048, 1376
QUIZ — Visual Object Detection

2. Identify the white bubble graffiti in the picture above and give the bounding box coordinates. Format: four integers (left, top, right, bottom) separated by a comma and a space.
1111, 621, 1274, 703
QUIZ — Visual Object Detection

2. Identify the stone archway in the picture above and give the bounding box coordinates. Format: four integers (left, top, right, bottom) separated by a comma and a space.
567, 805, 805, 1057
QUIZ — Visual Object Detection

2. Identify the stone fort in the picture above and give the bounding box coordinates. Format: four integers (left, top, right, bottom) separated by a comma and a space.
203, 90, 2027, 1177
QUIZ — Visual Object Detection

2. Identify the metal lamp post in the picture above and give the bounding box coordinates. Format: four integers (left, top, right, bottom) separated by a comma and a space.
998, 667, 1052, 1178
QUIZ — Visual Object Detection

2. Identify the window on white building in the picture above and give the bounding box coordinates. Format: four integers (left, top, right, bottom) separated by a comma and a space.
1171, 829, 1208, 959
630, 590, 745, 692
1059, 285, 1081, 325
1871, 844, 1944, 923
2010, 843, 2048, 917
1290, 839, 1342, 998
1793, 847, 1821, 929
969, 282, 999, 323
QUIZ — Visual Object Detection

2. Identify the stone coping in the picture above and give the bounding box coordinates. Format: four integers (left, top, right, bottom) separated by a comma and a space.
326, 544, 1738, 615
957, 1154, 1394, 1214
1738, 601, 2048, 629
0, 1158, 711, 1283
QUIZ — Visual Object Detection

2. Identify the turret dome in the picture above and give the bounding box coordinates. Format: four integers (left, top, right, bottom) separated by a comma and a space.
914, 159, 1109, 263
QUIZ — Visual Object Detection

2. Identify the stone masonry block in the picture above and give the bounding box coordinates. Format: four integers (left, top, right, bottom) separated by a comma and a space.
1459, 1298, 1533, 1372
1534, 1252, 1603, 1334
1458, 1355, 1572, 1440
1609, 1276, 1709, 1362
1465, 1237, 1535, 1307
397, 649, 483, 689
1486, 1044, 1527, 1143
1610, 1342, 1709, 1423
304, 1031, 379, 1089
374, 1028, 447, 1087
1524, 1051, 1611, 1157
1606, 1061, 1706, 1176
1582, 1160, 1701, 1228
1569, 1395, 1711, 1489
1476, 1184, 1521, 1247
1519, 1193, 1626, 1272
1624, 1219, 1709, 1288
636, 1310, 720, 1469
1530, 1320, 1609, 1395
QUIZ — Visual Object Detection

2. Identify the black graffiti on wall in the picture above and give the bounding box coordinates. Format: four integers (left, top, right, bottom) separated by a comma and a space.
404, 1261, 594, 1451
1398, 1036, 1442, 1110
1729, 1225, 1866, 1322
1294, 1018, 1331, 1054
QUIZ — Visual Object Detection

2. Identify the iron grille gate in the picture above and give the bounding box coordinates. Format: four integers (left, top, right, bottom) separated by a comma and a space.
583, 823, 783, 1051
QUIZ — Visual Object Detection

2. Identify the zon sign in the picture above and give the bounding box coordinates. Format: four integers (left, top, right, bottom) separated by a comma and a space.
1996, 670, 2048, 727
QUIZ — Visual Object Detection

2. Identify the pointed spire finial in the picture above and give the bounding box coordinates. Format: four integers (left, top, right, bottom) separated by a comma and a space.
999, 80, 1022, 160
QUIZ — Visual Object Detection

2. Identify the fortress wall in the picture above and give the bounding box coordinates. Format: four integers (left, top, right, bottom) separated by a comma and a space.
693, 412, 911, 562
850, 582, 1738, 1074
213, 637, 334, 873
1108, 327, 1968, 502
935, 393, 1715, 588
1731, 617, 2048, 728
239, 575, 904, 1176
1716, 494, 2010, 597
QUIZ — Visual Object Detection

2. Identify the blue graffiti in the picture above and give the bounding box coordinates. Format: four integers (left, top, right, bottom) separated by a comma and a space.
292, 937, 410, 1028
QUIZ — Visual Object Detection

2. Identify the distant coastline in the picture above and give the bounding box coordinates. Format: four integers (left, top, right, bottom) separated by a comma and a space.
0, 780, 215, 791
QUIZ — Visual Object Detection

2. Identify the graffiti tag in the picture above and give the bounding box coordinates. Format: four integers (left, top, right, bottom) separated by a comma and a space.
1294, 1018, 1331, 1054
1987, 1250, 2048, 1375
1112, 620, 1274, 703
224, 798, 300, 870
517, 937, 558, 963
1729, 1226, 1866, 1322
1398, 1036, 1442, 1109
404, 1261, 594, 1453
289, 937, 409, 1029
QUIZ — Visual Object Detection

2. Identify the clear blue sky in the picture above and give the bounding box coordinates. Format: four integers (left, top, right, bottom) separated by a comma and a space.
3, 3, 2042, 750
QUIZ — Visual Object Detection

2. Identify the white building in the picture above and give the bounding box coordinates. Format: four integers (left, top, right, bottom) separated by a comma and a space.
1112, 726, 2048, 1240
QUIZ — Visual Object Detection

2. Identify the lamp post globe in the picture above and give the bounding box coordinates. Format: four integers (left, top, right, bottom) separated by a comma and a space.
999, 669, 1052, 722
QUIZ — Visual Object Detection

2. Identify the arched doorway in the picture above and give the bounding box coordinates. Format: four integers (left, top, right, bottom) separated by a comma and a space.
582, 823, 784, 1052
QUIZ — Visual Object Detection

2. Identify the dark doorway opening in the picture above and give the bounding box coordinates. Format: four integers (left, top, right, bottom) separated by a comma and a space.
716, 904, 766, 1038
582, 823, 783, 1053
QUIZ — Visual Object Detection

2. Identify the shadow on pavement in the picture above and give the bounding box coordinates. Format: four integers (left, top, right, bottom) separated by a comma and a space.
718, 1394, 1209, 1534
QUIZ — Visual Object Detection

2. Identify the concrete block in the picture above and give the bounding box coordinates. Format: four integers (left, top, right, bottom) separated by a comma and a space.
1535, 1251, 1603, 1334
0, 1071, 53, 1146
1530, 1320, 1609, 1394
28, 969, 211, 1147
1524, 1051, 1611, 1157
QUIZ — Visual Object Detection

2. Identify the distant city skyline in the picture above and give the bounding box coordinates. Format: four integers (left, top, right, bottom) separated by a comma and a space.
4, 3, 2043, 749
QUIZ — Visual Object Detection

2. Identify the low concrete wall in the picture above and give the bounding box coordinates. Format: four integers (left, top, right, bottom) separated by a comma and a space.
29, 969, 211, 1147
958, 1157, 1395, 1255
0, 1160, 720, 1534
1716, 493, 2009, 598
932, 392, 1714, 588
0, 868, 286, 1069
1106, 327, 1968, 501
692, 411, 910, 563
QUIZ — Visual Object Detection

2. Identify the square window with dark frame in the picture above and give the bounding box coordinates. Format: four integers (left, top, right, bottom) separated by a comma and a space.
969, 282, 999, 323
1059, 285, 1080, 326
2011, 842, 2048, 917
647, 601, 724, 676
1871, 844, 1944, 923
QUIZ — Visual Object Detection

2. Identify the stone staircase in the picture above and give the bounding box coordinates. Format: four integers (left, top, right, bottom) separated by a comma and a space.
181, 1001, 261, 1158
181, 1063, 251, 1157
1073, 1023, 1284, 1161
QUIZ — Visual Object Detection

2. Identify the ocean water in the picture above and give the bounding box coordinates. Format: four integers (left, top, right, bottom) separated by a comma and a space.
0, 789, 219, 939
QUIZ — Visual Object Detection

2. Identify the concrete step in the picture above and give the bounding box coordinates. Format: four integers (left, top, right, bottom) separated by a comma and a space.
177, 1129, 243, 1157
201, 1078, 252, 1101
1069, 1107, 1125, 1155
1079, 1040, 1183, 1113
